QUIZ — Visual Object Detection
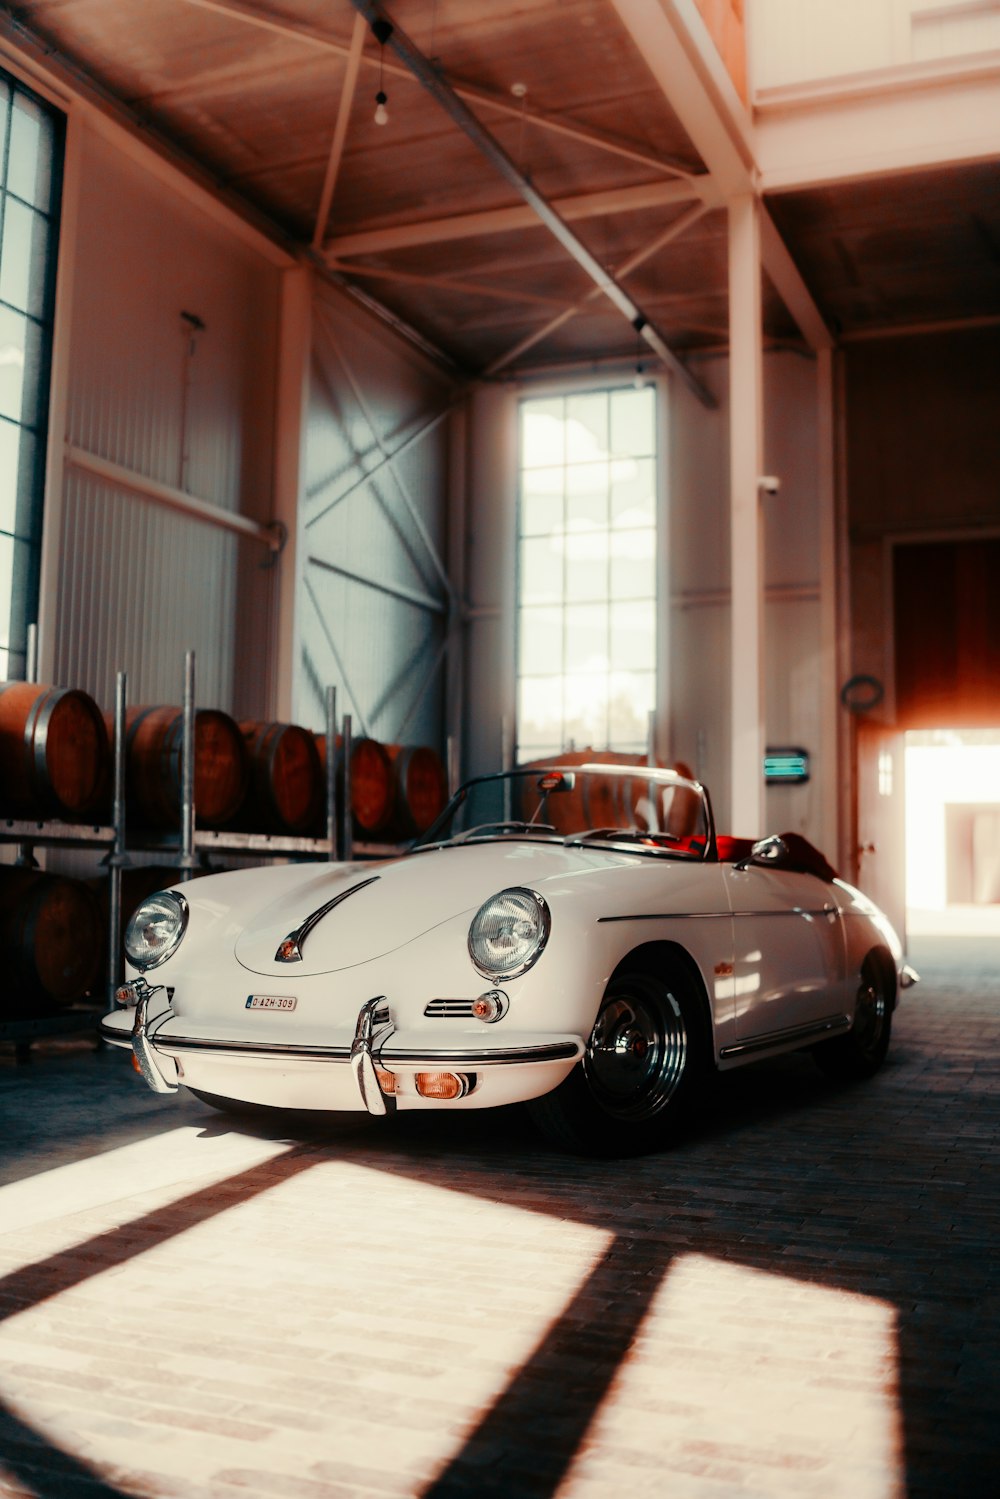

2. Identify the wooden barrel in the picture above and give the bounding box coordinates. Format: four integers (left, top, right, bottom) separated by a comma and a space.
123, 706, 248, 829
0, 867, 103, 1013
0, 682, 110, 821
239, 721, 323, 834
516, 750, 649, 833
311, 736, 447, 841
347, 737, 394, 837
386, 744, 449, 836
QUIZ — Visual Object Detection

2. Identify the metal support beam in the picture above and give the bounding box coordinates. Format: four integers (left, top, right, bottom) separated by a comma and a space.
760, 209, 834, 352
610, 0, 833, 355
728, 194, 765, 836
328, 261, 570, 311
65, 445, 283, 550
324, 178, 707, 258
348, 0, 716, 409
307, 554, 446, 616
180, 0, 698, 183
312, 11, 366, 251
484, 201, 712, 375
313, 302, 457, 605
611, 0, 755, 198
816, 347, 839, 865
272, 265, 312, 721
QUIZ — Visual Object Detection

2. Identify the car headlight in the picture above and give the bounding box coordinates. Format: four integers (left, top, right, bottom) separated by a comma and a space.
124, 890, 189, 971
468, 887, 550, 980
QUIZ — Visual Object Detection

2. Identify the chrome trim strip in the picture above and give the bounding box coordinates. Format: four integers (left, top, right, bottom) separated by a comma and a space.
597, 911, 731, 923
381, 1041, 582, 1066
159, 1036, 353, 1059
598, 909, 833, 923
275, 875, 381, 963
98, 1019, 134, 1048
729, 908, 832, 919
148, 1035, 581, 1067
719, 1013, 851, 1059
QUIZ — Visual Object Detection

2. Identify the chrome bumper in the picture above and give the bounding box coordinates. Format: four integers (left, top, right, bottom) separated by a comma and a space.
107, 983, 583, 1115
117, 979, 179, 1095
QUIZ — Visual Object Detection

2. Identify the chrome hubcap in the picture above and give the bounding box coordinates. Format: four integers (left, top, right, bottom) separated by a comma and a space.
584, 989, 687, 1121
855, 978, 886, 1054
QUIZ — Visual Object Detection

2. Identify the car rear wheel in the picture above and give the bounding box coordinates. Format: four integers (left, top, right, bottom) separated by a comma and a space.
813, 952, 893, 1080
528, 969, 704, 1156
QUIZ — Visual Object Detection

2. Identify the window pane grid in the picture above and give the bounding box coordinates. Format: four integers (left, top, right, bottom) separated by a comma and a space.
0, 71, 61, 667
516, 387, 657, 761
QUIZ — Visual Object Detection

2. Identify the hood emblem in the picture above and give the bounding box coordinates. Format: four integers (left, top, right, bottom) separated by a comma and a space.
275, 875, 381, 963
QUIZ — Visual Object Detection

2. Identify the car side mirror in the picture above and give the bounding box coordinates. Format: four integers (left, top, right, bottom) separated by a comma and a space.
735, 834, 789, 871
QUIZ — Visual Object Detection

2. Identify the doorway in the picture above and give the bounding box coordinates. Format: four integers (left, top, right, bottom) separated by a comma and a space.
905, 729, 1000, 943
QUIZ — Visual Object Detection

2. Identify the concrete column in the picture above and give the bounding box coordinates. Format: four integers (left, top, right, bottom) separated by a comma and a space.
728, 194, 765, 835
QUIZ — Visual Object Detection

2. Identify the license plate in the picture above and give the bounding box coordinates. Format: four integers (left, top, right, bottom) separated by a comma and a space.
246, 995, 297, 1011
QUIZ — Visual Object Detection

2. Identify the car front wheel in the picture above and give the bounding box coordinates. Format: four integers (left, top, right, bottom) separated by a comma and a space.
528, 969, 704, 1156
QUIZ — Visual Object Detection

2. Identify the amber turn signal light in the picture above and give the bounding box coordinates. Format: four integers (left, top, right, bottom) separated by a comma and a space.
415, 1071, 465, 1100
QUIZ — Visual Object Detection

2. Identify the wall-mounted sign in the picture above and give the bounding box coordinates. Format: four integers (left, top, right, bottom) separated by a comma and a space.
764, 747, 810, 784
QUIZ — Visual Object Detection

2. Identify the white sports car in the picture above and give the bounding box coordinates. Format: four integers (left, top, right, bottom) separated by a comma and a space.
102, 765, 917, 1155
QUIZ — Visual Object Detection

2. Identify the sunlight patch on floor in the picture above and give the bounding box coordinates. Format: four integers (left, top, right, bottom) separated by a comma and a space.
562, 1251, 904, 1499
0, 1125, 296, 1247
0, 1152, 614, 1497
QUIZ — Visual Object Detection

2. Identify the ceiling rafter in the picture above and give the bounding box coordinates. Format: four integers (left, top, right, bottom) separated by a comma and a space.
177, 0, 699, 181
484, 200, 713, 374
323, 178, 711, 258
311, 9, 365, 249
611, 0, 834, 352
328, 262, 573, 311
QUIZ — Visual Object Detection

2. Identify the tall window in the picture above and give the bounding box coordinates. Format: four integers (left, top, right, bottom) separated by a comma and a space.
0, 73, 62, 681
517, 386, 657, 761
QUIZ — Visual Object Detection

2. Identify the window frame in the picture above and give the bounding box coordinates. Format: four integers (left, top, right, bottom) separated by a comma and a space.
514, 376, 666, 764
0, 66, 64, 683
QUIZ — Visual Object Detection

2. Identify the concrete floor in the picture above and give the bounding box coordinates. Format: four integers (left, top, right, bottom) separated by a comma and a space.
0, 936, 997, 1499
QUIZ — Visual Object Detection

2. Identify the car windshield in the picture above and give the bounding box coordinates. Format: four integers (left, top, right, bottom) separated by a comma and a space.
412, 765, 712, 859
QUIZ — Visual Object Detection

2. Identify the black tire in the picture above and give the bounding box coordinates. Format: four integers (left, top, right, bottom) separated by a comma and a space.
813, 952, 893, 1080
528, 968, 705, 1156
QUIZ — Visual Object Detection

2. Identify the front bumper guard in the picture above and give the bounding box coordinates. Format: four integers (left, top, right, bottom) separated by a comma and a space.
126, 980, 179, 1095
351, 996, 394, 1117
109, 983, 583, 1115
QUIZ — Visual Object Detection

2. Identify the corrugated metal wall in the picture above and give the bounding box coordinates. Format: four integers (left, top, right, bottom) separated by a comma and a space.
298, 285, 455, 748
49, 125, 280, 718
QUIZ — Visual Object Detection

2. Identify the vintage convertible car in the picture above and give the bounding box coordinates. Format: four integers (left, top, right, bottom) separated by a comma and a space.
102, 765, 917, 1155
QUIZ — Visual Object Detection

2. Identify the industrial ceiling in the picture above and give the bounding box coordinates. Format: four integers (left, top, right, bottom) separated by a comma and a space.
4, 0, 999, 378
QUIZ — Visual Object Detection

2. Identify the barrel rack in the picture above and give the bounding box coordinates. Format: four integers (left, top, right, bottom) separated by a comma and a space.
1, 646, 393, 1057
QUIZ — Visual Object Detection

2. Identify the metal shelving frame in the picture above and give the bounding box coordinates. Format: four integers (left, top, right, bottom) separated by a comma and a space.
0, 638, 128, 1051
2, 643, 425, 1058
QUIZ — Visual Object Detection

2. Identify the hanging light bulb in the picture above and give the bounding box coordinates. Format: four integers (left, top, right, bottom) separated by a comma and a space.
372, 18, 393, 127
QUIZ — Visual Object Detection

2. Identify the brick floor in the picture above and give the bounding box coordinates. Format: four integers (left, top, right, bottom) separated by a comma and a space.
0, 933, 996, 1499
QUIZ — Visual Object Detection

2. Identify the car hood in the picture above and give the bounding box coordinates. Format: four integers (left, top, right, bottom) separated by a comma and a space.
233, 839, 636, 977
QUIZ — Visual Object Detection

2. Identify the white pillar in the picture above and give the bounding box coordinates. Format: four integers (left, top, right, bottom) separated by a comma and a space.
728, 194, 765, 835
271, 265, 312, 722
816, 347, 839, 861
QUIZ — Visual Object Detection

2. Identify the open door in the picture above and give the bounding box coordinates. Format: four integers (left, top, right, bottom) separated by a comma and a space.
856, 722, 907, 948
